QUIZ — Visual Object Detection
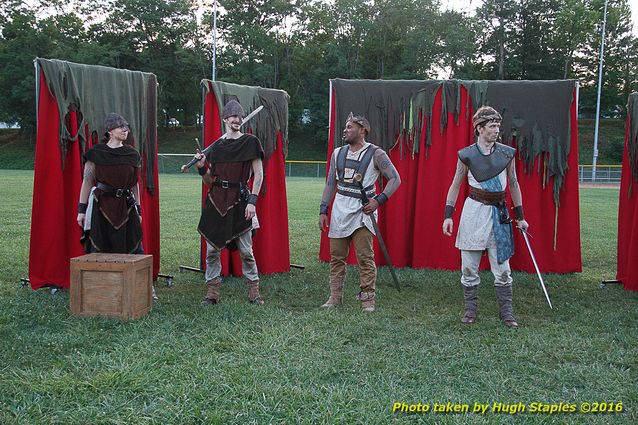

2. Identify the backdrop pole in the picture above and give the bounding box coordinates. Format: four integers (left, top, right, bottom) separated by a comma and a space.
592, 0, 608, 182
34, 59, 40, 129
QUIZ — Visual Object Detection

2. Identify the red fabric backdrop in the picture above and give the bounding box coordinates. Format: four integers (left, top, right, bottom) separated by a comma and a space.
320, 84, 582, 274
28, 71, 160, 289
616, 119, 638, 291
200, 89, 290, 276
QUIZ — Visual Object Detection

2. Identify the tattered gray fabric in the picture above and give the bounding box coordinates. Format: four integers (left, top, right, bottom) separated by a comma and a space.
481, 80, 575, 205
36, 58, 158, 193
202, 80, 289, 159
628, 92, 638, 183
331, 78, 575, 203
331, 79, 425, 156
407, 81, 444, 154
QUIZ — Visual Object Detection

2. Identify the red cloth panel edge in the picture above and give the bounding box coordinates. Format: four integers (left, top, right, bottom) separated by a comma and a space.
616, 117, 638, 291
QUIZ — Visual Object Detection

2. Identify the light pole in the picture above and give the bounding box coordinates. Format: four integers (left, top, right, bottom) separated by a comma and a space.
592, 0, 608, 182
212, 0, 217, 81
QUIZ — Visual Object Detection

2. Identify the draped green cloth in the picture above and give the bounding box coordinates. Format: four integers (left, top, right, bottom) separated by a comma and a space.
331, 78, 576, 203
36, 58, 158, 192
331, 79, 425, 158
202, 80, 289, 158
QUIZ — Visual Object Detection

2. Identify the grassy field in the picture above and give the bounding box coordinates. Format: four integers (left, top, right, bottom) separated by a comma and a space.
0, 170, 636, 424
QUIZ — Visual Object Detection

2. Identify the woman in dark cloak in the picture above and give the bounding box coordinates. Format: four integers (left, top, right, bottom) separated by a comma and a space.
76, 113, 143, 255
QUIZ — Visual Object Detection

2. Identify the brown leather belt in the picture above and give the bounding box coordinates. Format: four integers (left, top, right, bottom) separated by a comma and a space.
469, 187, 506, 205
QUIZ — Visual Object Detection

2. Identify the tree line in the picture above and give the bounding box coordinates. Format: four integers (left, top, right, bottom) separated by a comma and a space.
1, 0, 636, 143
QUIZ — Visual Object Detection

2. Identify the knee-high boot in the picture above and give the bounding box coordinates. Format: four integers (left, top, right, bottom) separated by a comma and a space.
202, 278, 221, 305
247, 279, 264, 305
495, 284, 518, 328
461, 285, 478, 324
321, 279, 344, 308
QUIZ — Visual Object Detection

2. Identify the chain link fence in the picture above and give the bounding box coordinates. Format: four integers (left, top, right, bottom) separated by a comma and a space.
159, 154, 622, 184
158, 154, 327, 177
283, 160, 327, 177
578, 165, 622, 184
158, 153, 195, 174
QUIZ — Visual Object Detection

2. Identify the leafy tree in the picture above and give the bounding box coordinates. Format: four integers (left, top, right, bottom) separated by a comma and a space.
95, 0, 207, 125
576, 0, 636, 116
0, 7, 86, 135
1, 0, 638, 143
475, 0, 519, 79
552, 0, 596, 79
435, 10, 480, 79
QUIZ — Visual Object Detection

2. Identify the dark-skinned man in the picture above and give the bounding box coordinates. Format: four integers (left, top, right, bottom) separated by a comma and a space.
319, 113, 401, 312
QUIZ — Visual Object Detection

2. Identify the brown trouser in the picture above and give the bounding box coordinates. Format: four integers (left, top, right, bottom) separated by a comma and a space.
329, 227, 376, 294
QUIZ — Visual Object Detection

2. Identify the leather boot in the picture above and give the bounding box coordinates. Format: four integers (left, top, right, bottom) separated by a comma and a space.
247, 280, 264, 305
320, 280, 344, 308
495, 284, 518, 328
356, 291, 375, 312
201, 278, 221, 305
461, 285, 478, 324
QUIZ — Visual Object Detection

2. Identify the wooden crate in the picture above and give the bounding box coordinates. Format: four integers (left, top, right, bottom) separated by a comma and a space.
70, 253, 153, 320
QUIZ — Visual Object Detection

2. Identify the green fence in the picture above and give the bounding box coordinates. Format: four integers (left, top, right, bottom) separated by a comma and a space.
159, 154, 622, 184
158, 154, 327, 177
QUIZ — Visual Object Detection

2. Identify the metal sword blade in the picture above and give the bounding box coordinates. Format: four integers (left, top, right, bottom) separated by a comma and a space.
520, 229, 553, 309
369, 217, 401, 291
241, 105, 263, 126
181, 105, 265, 171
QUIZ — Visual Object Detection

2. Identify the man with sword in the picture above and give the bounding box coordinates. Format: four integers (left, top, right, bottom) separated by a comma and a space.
194, 99, 265, 306
442, 106, 529, 328
319, 113, 401, 312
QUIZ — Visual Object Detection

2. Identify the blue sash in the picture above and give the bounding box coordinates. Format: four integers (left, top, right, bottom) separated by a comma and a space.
479, 176, 514, 263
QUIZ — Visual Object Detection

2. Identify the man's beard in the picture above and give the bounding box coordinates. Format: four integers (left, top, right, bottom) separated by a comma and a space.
343, 134, 356, 144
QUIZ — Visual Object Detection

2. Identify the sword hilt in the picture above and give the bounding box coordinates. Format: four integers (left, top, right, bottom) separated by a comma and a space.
517, 225, 533, 237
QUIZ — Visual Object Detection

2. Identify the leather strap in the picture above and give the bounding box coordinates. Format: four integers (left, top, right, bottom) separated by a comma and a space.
468, 186, 506, 205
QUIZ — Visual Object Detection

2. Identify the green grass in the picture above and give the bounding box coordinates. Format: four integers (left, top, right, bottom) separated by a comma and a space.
0, 170, 637, 424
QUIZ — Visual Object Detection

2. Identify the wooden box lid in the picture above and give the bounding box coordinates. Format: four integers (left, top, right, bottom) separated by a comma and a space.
71, 253, 152, 264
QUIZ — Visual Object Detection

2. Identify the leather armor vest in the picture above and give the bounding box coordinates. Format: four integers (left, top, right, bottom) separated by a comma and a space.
458, 142, 516, 182
335, 144, 378, 198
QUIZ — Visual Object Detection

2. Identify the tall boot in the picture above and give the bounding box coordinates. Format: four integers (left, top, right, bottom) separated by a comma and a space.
461, 285, 478, 324
356, 291, 375, 312
495, 284, 518, 328
247, 280, 264, 305
320, 280, 344, 308
201, 278, 221, 305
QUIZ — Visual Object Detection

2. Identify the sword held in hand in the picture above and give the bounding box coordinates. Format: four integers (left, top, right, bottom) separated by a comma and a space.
353, 173, 400, 291
519, 227, 553, 309
181, 105, 264, 172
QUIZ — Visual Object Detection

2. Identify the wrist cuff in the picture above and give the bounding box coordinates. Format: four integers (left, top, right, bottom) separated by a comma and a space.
374, 193, 388, 205
444, 205, 454, 219
320, 202, 328, 215
198, 164, 208, 176
247, 194, 258, 205
78, 203, 88, 214
514, 206, 524, 221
